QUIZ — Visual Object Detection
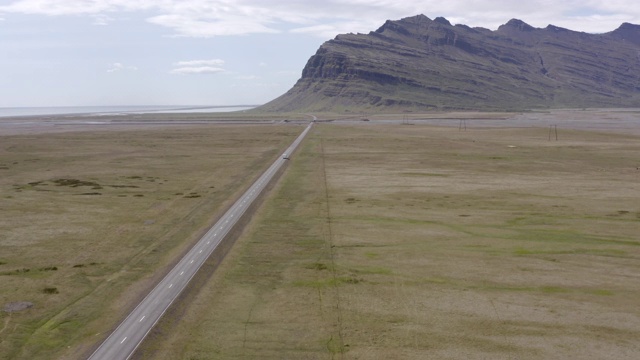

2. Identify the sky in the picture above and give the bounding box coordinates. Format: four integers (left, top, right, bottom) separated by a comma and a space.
1, 0, 639, 107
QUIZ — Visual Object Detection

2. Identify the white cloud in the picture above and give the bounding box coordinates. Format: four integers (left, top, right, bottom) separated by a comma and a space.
0, 0, 154, 16
171, 66, 225, 74
171, 59, 225, 74
147, 14, 280, 37
237, 75, 259, 80
92, 13, 114, 26
174, 59, 224, 67
0, 0, 638, 38
107, 62, 137, 73
290, 19, 383, 38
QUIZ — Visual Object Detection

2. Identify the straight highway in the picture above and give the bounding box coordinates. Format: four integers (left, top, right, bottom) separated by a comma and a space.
88, 123, 313, 360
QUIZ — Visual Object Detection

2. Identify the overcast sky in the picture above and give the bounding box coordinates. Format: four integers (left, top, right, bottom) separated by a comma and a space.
1, 0, 638, 107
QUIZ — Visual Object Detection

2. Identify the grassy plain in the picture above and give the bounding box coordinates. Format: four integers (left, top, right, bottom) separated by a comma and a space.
0, 124, 300, 359
143, 123, 640, 359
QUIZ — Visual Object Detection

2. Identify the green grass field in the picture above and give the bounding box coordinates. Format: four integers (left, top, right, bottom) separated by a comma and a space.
2, 118, 639, 359
140, 123, 640, 359
0, 125, 300, 359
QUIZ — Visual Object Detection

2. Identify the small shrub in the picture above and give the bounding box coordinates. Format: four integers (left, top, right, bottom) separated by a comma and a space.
343, 277, 362, 284
305, 262, 328, 271
53, 178, 101, 188
43, 287, 59, 294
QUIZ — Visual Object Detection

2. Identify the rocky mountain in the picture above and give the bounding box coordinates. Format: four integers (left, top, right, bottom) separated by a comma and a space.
260, 15, 640, 112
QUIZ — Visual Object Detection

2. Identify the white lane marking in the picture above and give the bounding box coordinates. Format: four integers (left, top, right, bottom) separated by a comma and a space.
180, 271, 184, 275
169, 284, 173, 288
190, 260, 194, 264
207, 241, 210, 244
139, 316, 145, 322
121, 337, 127, 344
199, 250, 203, 253
214, 233, 217, 236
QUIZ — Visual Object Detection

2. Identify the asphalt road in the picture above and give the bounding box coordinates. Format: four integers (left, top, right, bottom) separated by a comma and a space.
88, 123, 313, 360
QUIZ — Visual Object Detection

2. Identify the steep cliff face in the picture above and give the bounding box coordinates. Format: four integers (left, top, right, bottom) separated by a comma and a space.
260, 15, 640, 112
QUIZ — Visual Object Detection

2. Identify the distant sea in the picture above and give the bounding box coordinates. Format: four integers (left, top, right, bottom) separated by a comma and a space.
0, 105, 257, 118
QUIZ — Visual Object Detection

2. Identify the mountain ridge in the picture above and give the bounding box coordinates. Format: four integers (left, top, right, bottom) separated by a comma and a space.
260, 15, 640, 112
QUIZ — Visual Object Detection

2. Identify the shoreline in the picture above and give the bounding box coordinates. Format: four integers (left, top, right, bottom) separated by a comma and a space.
0, 105, 259, 119
2, 108, 640, 136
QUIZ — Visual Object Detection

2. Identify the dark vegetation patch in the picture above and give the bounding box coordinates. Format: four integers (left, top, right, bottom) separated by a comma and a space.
305, 262, 328, 271
1, 266, 61, 275
17, 178, 145, 195
72, 262, 98, 268
0, 268, 30, 275
53, 178, 101, 188
42, 287, 59, 294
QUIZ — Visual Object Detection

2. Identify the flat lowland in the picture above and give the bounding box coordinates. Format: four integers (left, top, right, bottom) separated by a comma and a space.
0, 124, 300, 359
141, 122, 640, 359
